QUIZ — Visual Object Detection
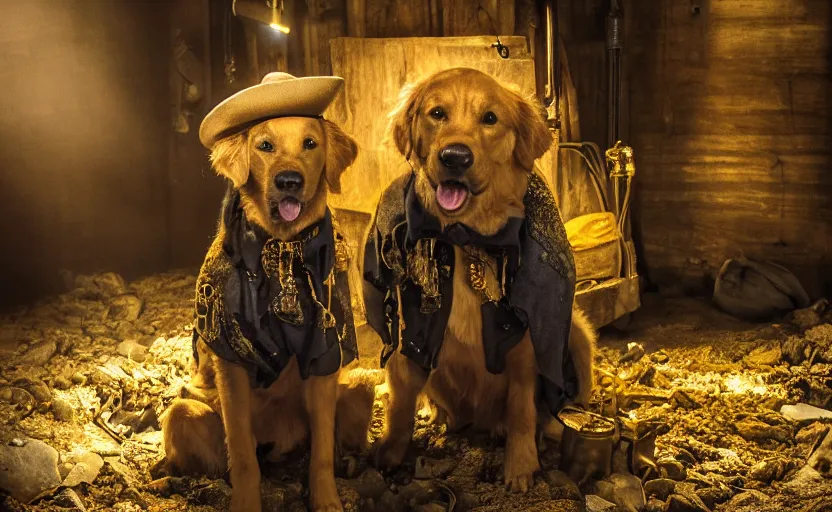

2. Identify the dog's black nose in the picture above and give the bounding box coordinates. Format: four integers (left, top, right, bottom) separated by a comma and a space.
275, 171, 304, 191
438, 144, 474, 171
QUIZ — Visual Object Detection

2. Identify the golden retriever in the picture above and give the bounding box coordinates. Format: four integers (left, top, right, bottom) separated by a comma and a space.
161, 116, 374, 512
372, 67, 597, 492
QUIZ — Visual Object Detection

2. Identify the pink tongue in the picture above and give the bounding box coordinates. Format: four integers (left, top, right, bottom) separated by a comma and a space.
436, 183, 468, 211
278, 199, 301, 222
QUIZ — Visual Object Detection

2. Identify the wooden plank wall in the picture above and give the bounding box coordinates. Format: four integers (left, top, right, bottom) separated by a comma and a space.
626, 0, 832, 298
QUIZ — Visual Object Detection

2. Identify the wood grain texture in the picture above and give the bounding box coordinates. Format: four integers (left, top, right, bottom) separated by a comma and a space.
626, 0, 832, 297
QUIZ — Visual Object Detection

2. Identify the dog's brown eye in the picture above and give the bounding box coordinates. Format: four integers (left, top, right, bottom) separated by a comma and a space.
303, 137, 317, 150
257, 140, 274, 152
482, 111, 498, 125
429, 107, 446, 120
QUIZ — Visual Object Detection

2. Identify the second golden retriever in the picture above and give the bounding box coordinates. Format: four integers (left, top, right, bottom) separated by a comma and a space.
363, 67, 596, 492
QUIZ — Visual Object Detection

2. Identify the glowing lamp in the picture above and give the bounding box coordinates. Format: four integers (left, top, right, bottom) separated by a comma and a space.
269, 0, 290, 34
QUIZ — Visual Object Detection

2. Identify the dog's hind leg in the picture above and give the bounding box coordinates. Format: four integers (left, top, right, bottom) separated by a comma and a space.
305, 372, 343, 512
503, 333, 540, 493
215, 360, 261, 512
375, 351, 428, 470
161, 398, 226, 477
569, 308, 597, 408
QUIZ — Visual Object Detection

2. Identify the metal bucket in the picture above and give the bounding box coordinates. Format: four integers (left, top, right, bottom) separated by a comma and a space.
558, 405, 618, 485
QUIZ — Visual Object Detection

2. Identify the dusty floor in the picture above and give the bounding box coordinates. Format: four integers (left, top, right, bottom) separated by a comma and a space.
0, 271, 831, 511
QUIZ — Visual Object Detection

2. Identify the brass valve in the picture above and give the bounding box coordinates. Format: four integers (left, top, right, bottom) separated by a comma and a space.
605, 140, 636, 178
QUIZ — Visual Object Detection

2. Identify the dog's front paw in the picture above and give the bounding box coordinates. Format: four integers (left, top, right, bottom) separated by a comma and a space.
503, 442, 540, 493
310, 484, 343, 512
504, 470, 536, 493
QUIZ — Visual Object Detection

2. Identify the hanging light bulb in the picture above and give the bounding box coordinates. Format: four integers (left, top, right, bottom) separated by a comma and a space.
269, 0, 290, 34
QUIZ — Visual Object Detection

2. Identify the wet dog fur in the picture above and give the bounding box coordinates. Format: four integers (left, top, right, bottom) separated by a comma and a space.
160, 117, 374, 512
372, 68, 597, 492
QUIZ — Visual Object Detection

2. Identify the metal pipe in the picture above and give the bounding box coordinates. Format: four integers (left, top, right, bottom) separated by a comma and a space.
542, 0, 559, 129
606, 0, 624, 150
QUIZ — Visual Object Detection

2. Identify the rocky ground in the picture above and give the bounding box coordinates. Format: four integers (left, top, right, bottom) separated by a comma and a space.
0, 271, 831, 511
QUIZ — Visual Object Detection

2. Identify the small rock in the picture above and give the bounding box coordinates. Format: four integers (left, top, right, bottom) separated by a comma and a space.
192, 479, 232, 506
608, 472, 646, 512
61, 451, 104, 487
747, 458, 792, 483
110, 407, 160, 435
340, 469, 387, 500
744, 343, 782, 366
651, 350, 670, 364
724, 490, 769, 509
105, 457, 142, 488
52, 396, 75, 422
59, 461, 74, 480
695, 486, 733, 509
671, 389, 702, 410
17, 379, 51, 404
620, 342, 646, 364
781, 335, 810, 365
0, 439, 62, 503
585, 494, 617, 512
544, 469, 582, 501
667, 493, 710, 512
644, 496, 666, 512
796, 422, 829, 446
108, 295, 143, 322
788, 300, 828, 331
644, 478, 676, 501
18, 340, 57, 366
71, 372, 87, 386
659, 459, 687, 481
53, 488, 87, 511
413, 456, 456, 480
808, 427, 832, 477
781, 403, 832, 422
75, 272, 127, 298
117, 339, 148, 363
806, 324, 832, 359
53, 375, 72, 390
735, 418, 791, 444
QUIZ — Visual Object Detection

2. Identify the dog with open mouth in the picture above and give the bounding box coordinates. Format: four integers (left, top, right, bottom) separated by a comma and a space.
363, 67, 597, 492
160, 73, 374, 512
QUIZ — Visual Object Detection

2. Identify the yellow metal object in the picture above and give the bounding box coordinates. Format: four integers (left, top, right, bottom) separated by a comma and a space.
605, 140, 636, 178
464, 247, 504, 303
262, 240, 304, 325
407, 239, 442, 313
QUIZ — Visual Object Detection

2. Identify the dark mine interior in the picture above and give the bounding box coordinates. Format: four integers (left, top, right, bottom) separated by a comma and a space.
0, 1, 831, 511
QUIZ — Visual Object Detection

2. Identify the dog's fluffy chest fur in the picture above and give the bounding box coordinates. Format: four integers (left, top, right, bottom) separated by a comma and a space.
426, 246, 520, 431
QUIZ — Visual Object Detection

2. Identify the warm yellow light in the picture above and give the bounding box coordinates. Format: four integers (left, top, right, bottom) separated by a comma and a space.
270, 1, 289, 34
723, 374, 768, 395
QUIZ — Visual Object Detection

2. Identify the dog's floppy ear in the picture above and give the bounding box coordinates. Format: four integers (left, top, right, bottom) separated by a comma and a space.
323, 120, 358, 194
386, 80, 426, 159
511, 93, 553, 171
210, 132, 250, 188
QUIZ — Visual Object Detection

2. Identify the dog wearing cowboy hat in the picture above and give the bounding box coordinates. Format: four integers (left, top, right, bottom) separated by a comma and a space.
160, 72, 375, 512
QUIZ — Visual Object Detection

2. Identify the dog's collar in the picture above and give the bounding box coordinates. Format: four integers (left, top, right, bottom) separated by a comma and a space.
221, 188, 336, 282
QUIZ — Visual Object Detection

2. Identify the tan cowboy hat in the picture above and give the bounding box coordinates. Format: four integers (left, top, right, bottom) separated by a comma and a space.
199, 72, 344, 148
